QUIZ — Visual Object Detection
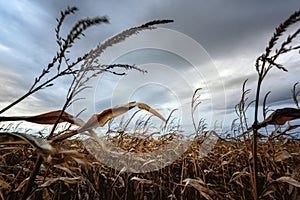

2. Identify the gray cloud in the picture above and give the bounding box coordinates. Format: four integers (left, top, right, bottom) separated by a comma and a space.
141, 0, 300, 57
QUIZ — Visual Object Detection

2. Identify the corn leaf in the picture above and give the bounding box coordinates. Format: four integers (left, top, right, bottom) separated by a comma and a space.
78, 101, 166, 132
274, 150, 292, 162
258, 108, 300, 127
0, 110, 82, 125
0, 178, 11, 190
275, 176, 300, 188
40, 176, 83, 187
183, 178, 216, 200
51, 101, 166, 142
0, 132, 54, 153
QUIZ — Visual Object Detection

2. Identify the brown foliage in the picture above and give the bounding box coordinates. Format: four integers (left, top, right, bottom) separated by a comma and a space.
0, 135, 299, 199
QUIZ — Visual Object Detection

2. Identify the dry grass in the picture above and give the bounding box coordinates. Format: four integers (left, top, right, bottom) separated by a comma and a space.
0, 133, 299, 199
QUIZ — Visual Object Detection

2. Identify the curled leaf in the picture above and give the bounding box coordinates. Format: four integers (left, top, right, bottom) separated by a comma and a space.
258, 107, 300, 127
136, 102, 166, 122
40, 176, 83, 187
79, 101, 166, 132
183, 178, 216, 200
51, 101, 166, 142
275, 176, 300, 188
0, 110, 82, 126
130, 177, 154, 185
80, 101, 137, 130
0, 132, 54, 153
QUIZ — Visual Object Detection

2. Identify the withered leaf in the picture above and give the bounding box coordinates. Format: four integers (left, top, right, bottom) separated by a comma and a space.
40, 176, 83, 187
130, 177, 154, 185
0, 178, 11, 190
14, 177, 30, 192
78, 101, 166, 132
79, 101, 137, 131
274, 150, 292, 162
51, 101, 166, 142
136, 102, 166, 122
0, 132, 54, 153
275, 176, 300, 188
258, 108, 300, 127
0, 102, 165, 132
0, 110, 82, 126
183, 178, 215, 200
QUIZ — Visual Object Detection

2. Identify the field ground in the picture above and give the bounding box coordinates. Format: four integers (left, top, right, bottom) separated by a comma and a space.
0, 132, 299, 199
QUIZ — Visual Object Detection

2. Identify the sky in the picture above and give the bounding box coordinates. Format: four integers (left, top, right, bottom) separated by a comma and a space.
0, 0, 300, 134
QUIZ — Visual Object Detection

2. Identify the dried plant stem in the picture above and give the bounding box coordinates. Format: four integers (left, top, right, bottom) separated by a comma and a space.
252, 76, 262, 200
48, 74, 80, 138
250, 10, 300, 199
21, 155, 44, 200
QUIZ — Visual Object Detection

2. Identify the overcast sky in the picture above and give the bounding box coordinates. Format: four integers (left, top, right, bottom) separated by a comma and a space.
0, 0, 299, 133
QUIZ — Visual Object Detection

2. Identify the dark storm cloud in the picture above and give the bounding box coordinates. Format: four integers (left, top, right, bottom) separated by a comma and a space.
142, 0, 300, 57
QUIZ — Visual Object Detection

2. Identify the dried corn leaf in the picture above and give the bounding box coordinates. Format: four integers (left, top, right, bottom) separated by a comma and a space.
0, 110, 82, 125
229, 168, 250, 183
275, 176, 300, 188
15, 177, 29, 192
183, 178, 215, 200
141, 159, 157, 168
0, 132, 54, 153
259, 108, 300, 127
136, 102, 166, 122
53, 165, 74, 175
1, 102, 166, 144
45, 149, 87, 165
130, 177, 154, 185
40, 176, 83, 187
183, 178, 206, 186
260, 188, 276, 198
116, 176, 125, 187
0, 177, 11, 190
81, 102, 136, 130
111, 167, 127, 187
79, 101, 166, 131
274, 150, 292, 162
221, 160, 229, 166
